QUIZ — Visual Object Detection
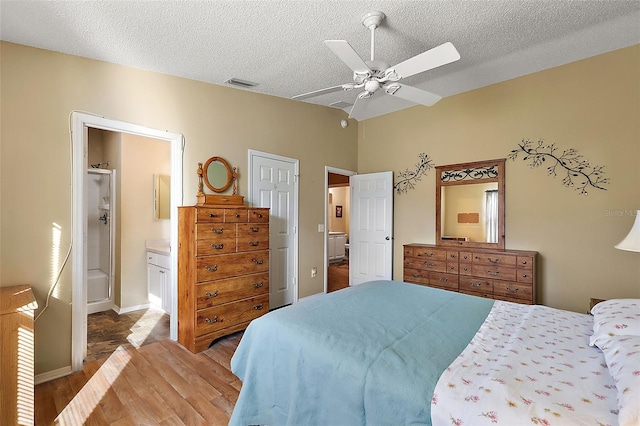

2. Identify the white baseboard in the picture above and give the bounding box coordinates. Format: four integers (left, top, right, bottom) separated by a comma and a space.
114, 303, 150, 314
87, 300, 114, 315
35, 365, 73, 385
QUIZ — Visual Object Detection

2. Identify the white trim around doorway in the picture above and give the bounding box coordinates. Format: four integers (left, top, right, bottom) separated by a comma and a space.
71, 112, 183, 372
324, 166, 356, 293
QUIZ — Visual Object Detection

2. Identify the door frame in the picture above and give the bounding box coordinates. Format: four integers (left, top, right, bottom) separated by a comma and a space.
71, 112, 183, 372
247, 149, 300, 304
324, 166, 356, 293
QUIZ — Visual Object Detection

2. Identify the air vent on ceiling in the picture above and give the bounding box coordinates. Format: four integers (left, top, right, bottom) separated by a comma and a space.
224, 78, 259, 88
330, 101, 353, 109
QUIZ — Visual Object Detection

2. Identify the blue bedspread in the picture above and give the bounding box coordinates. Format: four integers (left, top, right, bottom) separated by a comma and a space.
230, 280, 494, 426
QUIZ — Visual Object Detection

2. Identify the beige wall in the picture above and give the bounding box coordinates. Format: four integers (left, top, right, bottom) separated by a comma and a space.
120, 133, 171, 309
0, 42, 357, 375
358, 45, 640, 313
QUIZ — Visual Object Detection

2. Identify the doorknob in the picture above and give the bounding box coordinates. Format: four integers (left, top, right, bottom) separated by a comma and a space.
385, 236, 390, 240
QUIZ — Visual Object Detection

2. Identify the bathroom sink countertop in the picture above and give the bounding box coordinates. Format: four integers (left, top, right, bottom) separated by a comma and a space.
146, 240, 170, 255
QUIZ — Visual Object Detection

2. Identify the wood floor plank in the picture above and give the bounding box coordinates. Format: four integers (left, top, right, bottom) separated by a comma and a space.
35, 308, 242, 425
119, 352, 175, 423
50, 377, 75, 416
195, 352, 238, 384
158, 415, 187, 426
34, 381, 58, 426
186, 393, 229, 425
138, 349, 197, 399
91, 349, 159, 424
210, 394, 236, 417
127, 347, 209, 425
158, 341, 223, 401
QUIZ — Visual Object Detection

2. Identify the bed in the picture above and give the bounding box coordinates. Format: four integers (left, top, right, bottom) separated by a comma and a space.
229, 280, 639, 425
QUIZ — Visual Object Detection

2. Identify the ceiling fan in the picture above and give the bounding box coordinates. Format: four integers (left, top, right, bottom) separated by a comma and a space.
292, 11, 461, 119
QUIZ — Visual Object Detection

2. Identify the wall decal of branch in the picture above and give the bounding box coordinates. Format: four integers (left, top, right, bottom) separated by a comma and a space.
508, 139, 609, 195
394, 153, 434, 195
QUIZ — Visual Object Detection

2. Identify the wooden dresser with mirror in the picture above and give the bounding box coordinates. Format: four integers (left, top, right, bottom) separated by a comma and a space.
403, 159, 537, 304
178, 157, 270, 353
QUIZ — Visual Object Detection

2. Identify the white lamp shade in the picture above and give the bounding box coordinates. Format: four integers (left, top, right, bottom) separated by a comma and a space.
615, 210, 640, 252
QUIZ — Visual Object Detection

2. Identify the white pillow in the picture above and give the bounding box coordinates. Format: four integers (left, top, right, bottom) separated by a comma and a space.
589, 299, 640, 348
597, 335, 640, 426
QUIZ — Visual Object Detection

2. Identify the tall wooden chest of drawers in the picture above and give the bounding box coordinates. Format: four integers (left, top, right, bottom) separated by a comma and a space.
403, 244, 537, 304
178, 205, 270, 353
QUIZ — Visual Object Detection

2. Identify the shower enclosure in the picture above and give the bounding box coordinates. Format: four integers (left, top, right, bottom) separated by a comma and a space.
87, 169, 115, 314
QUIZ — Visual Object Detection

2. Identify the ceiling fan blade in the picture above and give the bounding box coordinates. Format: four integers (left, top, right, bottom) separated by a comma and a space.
391, 42, 460, 79
292, 84, 351, 100
325, 40, 371, 74
384, 83, 442, 107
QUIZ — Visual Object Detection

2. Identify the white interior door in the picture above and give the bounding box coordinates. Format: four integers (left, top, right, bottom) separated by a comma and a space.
249, 150, 299, 308
349, 171, 393, 285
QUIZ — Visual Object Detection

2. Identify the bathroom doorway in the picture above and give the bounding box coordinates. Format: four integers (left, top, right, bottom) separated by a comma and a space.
325, 167, 355, 293
71, 112, 183, 372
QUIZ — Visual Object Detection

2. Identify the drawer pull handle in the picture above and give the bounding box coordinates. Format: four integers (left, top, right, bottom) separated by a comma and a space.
448, 265, 455, 270
521, 274, 529, 278
488, 270, 499, 276
209, 213, 217, 218
235, 213, 241, 218
256, 213, 263, 218
249, 226, 260, 232
488, 257, 499, 264
205, 265, 218, 272
211, 227, 224, 234
423, 252, 434, 257
470, 282, 482, 288
521, 260, 528, 265
463, 255, 470, 260
463, 267, 469, 271
254, 281, 264, 288
205, 316, 218, 324
425, 262, 435, 268
506, 286, 519, 293
211, 243, 224, 250
252, 258, 264, 265
205, 290, 218, 298
438, 277, 448, 283
249, 241, 259, 246
253, 304, 264, 310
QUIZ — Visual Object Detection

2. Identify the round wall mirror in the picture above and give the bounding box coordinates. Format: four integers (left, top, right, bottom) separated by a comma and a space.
203, 156, 233, 193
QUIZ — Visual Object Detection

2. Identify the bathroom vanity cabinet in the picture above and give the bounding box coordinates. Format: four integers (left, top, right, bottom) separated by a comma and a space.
328, 232, 347, 261
147, 249, 171, 314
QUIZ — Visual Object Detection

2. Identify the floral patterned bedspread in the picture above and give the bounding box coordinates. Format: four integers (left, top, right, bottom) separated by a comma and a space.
431, 301, 618, 425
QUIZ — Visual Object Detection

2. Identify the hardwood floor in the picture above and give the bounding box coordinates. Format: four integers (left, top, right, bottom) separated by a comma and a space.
328, 258, 349, 293
35, 312, 242, 425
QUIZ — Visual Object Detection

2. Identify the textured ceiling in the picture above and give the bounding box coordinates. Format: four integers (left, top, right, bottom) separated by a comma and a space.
2, 1, 639, 121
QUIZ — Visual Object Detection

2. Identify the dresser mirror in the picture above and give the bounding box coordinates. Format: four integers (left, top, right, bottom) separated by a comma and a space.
203, 156, 234, 193
436, 159, 505, 249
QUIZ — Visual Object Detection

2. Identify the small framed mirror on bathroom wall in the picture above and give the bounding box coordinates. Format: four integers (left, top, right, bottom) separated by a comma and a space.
154, 174, 171, 220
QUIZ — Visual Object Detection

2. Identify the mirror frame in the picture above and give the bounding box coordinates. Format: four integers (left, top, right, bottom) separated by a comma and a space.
435, 159, 505, 250
203, 156, 233, 193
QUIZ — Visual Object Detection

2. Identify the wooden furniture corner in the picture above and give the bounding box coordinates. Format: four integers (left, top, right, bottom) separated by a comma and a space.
1, 284, 38, 425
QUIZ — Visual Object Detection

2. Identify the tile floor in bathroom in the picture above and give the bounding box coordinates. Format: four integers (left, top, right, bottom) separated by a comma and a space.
86, 306, 170, 363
